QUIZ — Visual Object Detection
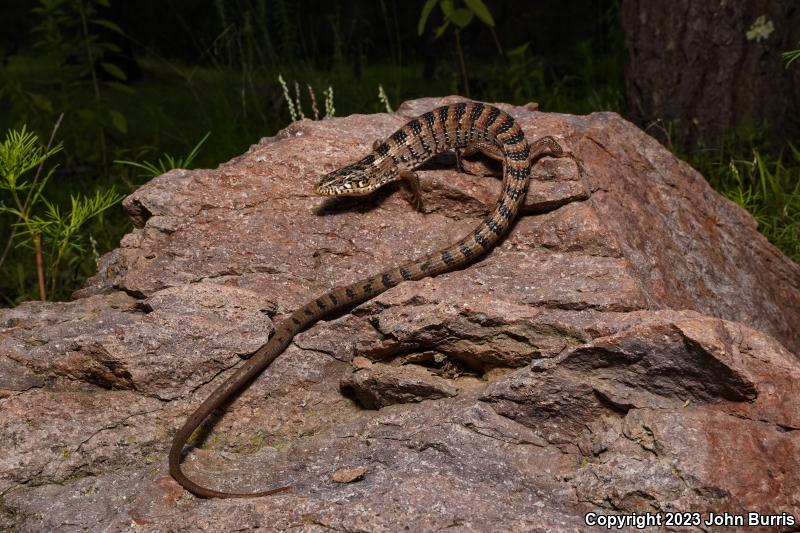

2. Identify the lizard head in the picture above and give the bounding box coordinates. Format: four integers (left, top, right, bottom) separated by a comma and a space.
315, 155, 396, 197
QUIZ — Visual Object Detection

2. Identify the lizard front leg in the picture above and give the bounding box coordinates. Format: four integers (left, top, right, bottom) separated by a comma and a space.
398, 170, 424, 212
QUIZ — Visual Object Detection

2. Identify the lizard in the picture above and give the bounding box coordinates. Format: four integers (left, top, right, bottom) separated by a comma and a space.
169, 101, 581, 498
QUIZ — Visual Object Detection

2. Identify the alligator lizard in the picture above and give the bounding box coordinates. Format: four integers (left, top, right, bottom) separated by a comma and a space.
169, 101, 580, 498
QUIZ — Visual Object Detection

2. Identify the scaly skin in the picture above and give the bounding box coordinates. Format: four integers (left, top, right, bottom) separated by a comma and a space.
169, 101, 579, 498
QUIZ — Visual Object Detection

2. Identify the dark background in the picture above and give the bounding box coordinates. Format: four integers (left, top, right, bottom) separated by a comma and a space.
0, 0, 797, 305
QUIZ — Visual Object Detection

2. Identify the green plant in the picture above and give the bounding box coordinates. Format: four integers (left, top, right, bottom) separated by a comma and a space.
208, 0, 276, 123
323, 86, 335, 118
686, 129, 800, 262
211, 0, 277, 70
783, 47, 800, 67
0, 125, 62, 300
114, 132, 211, 178
278, 75, 335, 123
0, 125, 122, 301
278, 74, 299, 121
34, 188, 123, 295
378, 0, 403, 73
717, 150, 800, 261
30, 0, 134, 172
378, 84, 393, 113
479, 43, 546, 105
417, 0, 500, 98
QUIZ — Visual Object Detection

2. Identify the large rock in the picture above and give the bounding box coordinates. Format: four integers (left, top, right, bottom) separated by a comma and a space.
1, 97, 798, 532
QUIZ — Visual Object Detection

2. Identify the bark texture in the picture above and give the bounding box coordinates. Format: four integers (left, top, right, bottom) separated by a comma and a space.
621, 0, 800, 149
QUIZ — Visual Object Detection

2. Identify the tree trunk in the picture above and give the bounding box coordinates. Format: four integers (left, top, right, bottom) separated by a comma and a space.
621, 0, 800, 151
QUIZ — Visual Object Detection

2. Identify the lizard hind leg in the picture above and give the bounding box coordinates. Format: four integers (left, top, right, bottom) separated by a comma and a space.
456, 143, 505, 179
529, 135, 586, 177
454, 145, 476, 174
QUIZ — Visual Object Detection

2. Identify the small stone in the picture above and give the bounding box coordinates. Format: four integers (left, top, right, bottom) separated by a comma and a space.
331, 466, 367, 483
352, 356, 373, 369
